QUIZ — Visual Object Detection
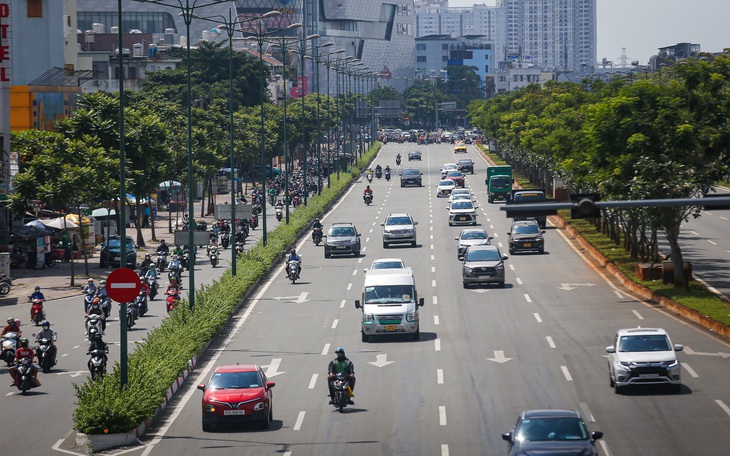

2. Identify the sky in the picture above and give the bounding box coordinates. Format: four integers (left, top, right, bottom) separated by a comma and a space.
446, 0, 730, 65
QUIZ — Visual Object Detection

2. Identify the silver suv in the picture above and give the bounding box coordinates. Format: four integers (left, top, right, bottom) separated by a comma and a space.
323, 223, 361, 258
461, 245, 507, 288
606, 327, 683, 394
381, 213, 418, 248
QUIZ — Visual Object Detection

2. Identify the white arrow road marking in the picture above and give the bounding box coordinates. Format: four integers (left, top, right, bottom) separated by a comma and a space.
683, 346, 730, 358
368, 354, 395, 368
271, 291, 309, 303
487, 350, 513, 363
263, 358, 285, 378
558, 283, 597, 291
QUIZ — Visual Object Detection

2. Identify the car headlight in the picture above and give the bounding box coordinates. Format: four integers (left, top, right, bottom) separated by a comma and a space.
406, 310, 417, 322
495, 263, 504, 270
463, 266, 473, 274
205, 403, 216, 412
619, 361, 632, 367
253, 401, 265, 411
664, 360, 678, 367
363, 313, 374, 323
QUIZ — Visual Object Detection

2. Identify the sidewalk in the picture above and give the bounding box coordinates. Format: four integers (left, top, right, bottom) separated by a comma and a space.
1, 205, 220, 308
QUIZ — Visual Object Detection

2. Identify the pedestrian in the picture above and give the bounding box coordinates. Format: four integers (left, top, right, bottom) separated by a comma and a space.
142, 205, 150, 228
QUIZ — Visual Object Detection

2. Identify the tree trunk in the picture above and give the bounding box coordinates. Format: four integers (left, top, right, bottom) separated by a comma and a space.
135, 200, 145, 248
664, 220, 687, 289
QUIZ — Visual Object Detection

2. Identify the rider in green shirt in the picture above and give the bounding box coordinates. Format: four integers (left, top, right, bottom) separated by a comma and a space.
327, 347, 355, 404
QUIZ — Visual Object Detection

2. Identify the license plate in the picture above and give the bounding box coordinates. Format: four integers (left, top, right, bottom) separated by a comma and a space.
224, 410, 246, 416
335, 246, 347, 249
458, 216, 467, 221
523, 243, 532, 247
384, 325, 398, 332
639, 374, 659, 379
478, 274, 493, 278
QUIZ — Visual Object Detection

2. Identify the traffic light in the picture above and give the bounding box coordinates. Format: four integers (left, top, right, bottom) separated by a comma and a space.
570, 194, 601, 219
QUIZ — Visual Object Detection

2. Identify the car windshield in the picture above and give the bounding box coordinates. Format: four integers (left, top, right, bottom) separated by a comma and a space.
515, 418, 588, 442
466, 249, 501, 262
372, 261, 404, 269
330, 227, 356, 237
491, 176, 511, 189
513, 224, 540, 234
514, 192, 545, 202
458, 160, 472, 165
446, 171, 462, 177
386, 217, 412, 225
618, 335, 671, 352
439, 180, 455, 187
451, 201, 473, 210
462, 231, 487, 240
107, 238, 133, 249
403, 170, 419, 176
209, 371, 262, 389
364, 285, 415, 304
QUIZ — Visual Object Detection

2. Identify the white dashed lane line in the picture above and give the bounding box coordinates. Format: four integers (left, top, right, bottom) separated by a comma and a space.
632, 310, 644, 320
546, 336, 556, 348
533, 313, 542, 323
437, 369, 444, 384
561, 366, 573, 381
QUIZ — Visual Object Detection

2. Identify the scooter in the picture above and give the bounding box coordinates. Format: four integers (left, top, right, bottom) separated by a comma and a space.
312, 227, 323, 246
375, 169, 382, 179
30, 298, 45, 326
156, 252, 168, 272
221, 232, 230, 249
147, 277, 158, 301
209, 246, 219, 268
36, 337, 55, 373
366, 173, 373, 183
83, 292, 95, 313
135, 288, 148, 317
85, 314, 104, 337
385, 170, 391, 181
287, 260, 301, 284
166, 291, 180, 314
1, 331, 19, 367
126, 302, 137, 329
15, 357, 39, 394
331, 372, 353, 413
88, 347, 108, 381
250, 214, 259, 229
396, 156, 401, 166
275, 206, 283, 222
235, 241, 245, 254
97, 295, 113, 319
0, 273, 11, 295
168, 257, 182, 283
364, 193, 373, 206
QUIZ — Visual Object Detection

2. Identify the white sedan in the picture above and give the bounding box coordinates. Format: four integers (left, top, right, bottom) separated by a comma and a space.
437, 179, 457, 198
441, 163, 459, 178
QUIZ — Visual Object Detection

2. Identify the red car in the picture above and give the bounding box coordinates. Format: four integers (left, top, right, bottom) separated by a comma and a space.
197, 364, 275, 431
445, 170, 466, 188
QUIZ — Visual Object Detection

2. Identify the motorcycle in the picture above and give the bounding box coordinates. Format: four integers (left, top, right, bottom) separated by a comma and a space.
147, 277, 158, 301
221, 232, 230, 249
235, 241, 245, 254
293, 195, 301, 208
250, 214, 259, 229
396, 156, 401, 166
364, 193, 373, 206
166, 291, 180, 314
209, 246, 219, 268
98, 295, 113, 319
156, 251, 168, 272
88, 347, 108, 381
366, 173, 373, 183
36, 337, 55, 373
385, 170, 391, 181
30, 298, 45, 326
127, 301, 138, 329
287, 260, 301, 284
85, 314, 104, 337
15, 357, 39, 394
181, 248, 191, 271
168, 257, 182, 283
0, 273, 11, 295
275, 206, 283, 222
312, 227, 323, 246
331, 372, 353, 413
375, 169, 382, 179
135, 289, 148, 318
83, 292, 95, 313
1, 331, 19, 367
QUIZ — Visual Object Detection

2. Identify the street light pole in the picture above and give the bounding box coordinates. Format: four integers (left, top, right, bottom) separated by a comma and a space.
117, 0, 129, 389
322, 49, 344, 189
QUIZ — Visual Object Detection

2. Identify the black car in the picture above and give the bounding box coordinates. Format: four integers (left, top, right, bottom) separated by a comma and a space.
400, 168, 423, 187
408, 150, 422, 161
457, 158, 474, 174
99, 235, 137, 268
507, 219, 545, 254
502, 410, 603, 456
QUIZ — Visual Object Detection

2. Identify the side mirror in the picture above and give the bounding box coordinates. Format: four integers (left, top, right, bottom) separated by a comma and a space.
502, 255, 508, 261
541, 230, 546, 234
474, 206, 479, 209
414, 221, 418, 225
605, 346, 616, 354
674, 344, 684, 352
380, 223, 384, 226
197, 384, 206, 391
507, 232, 511, 235
355, 299, 361, 309
418, 297, 424, 307
356, 234, 361, 237
591, 431, 604, 441
501, 432, 513, 443
454, 237, 459, 241
266, 381, 276, 389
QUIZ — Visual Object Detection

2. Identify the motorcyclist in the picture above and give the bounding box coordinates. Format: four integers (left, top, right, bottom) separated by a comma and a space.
328, 347, 355, 404
140, 253, 154, 274
384, 165, 391, 174
312, 218, 323, 231
165, 277, 181, 296
1, 317, 21, 338
34, 321, 57, 366
9, 338, 40, 387
86, 298, 106, 334
285, 248, 301, 278
156, 239, 170, 255
172, 244, 184, 258
363, 185, 373, 202
375, 164, 382, 175
82, 278, 97, 296
145, 263, 159, 281
86, 328, 108, 371
28, 286, 45, 302
396, 153, 401, 162
206, 237, 219, 256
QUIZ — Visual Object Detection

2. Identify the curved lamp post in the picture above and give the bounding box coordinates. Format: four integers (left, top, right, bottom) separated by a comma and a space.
321, 49, 345, 188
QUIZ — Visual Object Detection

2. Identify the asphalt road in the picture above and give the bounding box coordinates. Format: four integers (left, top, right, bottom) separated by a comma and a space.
79, 142, 730, 456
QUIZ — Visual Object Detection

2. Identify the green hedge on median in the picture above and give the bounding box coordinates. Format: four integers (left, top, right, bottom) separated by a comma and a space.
72, 142, 381, 435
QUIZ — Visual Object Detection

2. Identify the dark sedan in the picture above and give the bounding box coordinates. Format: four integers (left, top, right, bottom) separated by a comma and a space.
502, 409, 603, 456
408, 150, 422, 161
400, 168, 423, 187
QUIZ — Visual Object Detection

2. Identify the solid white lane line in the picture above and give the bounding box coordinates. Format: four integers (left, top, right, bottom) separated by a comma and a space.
682, 363, 699, 378
534, 313, 542, 323
632, 309, 644, 320
434, 315, 440, 325
439, 406, 447, 426
435, 339, 441, 351
546, 336, 556, 348
433, 296, 438, 305
321, 344, 330, 356
347, 283, 352, 290
293, 411, 305, 431
614, 290, 624, 299
331, 319, 339, 329
516, 277, 522, 285
716, 400, 730, 417
441, 444, 449, 456
340, 299, 346, 309
524, 294, 532, 303
308, 374, 318, 389
561, 366, 573, 381
437, 369, 444, 384
579, 402, 596, 422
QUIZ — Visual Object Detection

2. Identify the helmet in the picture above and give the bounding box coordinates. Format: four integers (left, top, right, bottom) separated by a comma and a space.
315, 218, 320, 222
170, 277, 177, 282
145, 253, 151, 259
366, 185, 371, 189
290, 249, 296, 255
88, 278, 94, 283
335, 347, 345, 355
100, 280, 106, 286
7, 317, 14, 325
161, 239, 166, 244
149, 263, 156, 269
93, 332, 103, 341
35, 286, 40, 291
41, 321, 50, 328
93, 297, 100, 304
20, 338, 29, 348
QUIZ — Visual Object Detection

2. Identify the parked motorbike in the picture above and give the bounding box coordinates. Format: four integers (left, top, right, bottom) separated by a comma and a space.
364, 193, 373, 206
36, 337, 55, 373
15, 357, 39, 394
312, 227, 323, 246
29, 298, 45, 326
0, 273, 11, 295
166, 291, 180, 314
287, 260, 301, 284
87, 347, 108, 381
1, 331, 19, 367
385, 170, 391, 181
156, 252, 168, 272
221, 232, 230, 249
331, 372, 353, 413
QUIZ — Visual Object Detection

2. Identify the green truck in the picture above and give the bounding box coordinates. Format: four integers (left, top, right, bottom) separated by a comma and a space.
485, 165, 513, 203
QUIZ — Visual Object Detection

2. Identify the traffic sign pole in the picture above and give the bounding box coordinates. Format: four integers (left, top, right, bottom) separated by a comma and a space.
107, 267, 142, 390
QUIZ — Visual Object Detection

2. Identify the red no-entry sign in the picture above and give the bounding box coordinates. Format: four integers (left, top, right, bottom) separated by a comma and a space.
106, 267, 141, 303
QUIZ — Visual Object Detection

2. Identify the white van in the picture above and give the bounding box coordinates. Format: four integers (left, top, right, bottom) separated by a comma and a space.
355, 270, 424, 342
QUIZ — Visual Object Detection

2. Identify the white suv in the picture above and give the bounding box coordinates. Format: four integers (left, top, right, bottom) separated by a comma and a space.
606, 327, 683, 394
381, 213, 418, 248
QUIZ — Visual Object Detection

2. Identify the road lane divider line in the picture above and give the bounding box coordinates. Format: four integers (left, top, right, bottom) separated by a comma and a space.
293, 411, 305, 431
434, 316, 440, 325
321, 344, 330, 356
515, 277, 522, 285
347, 283, 352, 290
441, 444, 449, 456
340, 299, 346, 309
533, 313, 542, 323
431, 266, 436, 273
560, 366, 573, 381
430, 244, 434, 250
308, 374, 318, 389
433, 296, 438, 305
437, 369, 444, 384
352, 269, 358, 276
435, 339, 442, 351
369, 228, 373, 233
716, 400, 730, 417
546, 336, 556, 348
579, 402, 595, 422
497, 242, 504, 248
439, 406, 447, 426
681, 363, 699, 378
358, 256, 364, 262
614, 290, 624, 299
331, 319, 339, 329
432, 280, 436, 287
509, 264, 516, 271
365, 237, 370, 242
524, 294, 532, 303
598, 440, 612, 456
431, 255, 435, 260
708, 240, 717, 245
430, 234, 434, 240
632, 310, 644, 320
